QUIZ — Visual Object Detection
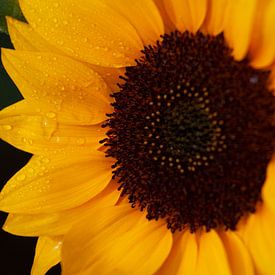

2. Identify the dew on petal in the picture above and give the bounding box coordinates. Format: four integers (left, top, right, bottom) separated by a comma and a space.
16, 174, 26, 181
46, 112, 57, 119
41, 157, 50, 164
21, 137, 28, 144
41, 117, 58, 138
27, 168, 34, 174
76, 138, 86, 145
28, 139, 33, 145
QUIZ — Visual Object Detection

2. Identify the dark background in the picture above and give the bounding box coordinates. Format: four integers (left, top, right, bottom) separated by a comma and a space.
0, 33, 60, 275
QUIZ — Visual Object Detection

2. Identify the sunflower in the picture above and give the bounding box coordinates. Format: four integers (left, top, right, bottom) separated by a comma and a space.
1, 0, 275, 274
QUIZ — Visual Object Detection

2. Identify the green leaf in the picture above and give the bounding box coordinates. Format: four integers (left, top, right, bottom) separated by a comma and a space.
0, 16, 8, 34
0, 0, 26, 34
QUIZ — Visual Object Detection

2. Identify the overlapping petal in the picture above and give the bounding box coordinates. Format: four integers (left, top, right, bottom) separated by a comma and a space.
203, 0, 230, 35
104, 0, 164, 45
194, 231, 232, 275
157, 231, 198, 275
2, 50, 112, 125
153, 0, 176, 32
6, 17, 63, 53
0, 100, 106, 154
159, 229, 254, 275
219, 231, 254, 275
0, 151, 113, 214
163, 0, 207, 33
89, 64, 124, 91
62, 205, 172, 275
6, 17, 124, 91
223, 0, 258, 60
241, 204, 275, 275
31, 236, 62, 275
3, 183, 120, 236
19, 0, 144, 67
249, 0, 275, 68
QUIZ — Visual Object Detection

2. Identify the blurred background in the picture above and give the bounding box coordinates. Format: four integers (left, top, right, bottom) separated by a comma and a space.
0, 32, 60, 275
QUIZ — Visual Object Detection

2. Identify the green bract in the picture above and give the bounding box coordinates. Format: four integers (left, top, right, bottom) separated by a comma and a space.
0, 0, 25, 34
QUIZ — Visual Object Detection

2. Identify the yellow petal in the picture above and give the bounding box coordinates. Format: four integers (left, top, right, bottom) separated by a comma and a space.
195, 230, 231, 275
62, 205, 172, 275
3, 182, 120, 237
0, 151, 113, 214
105, 0, 164, 45
223, 0, 258, 60
2, 49, 112, 125
31, 236, 62, 275
89, 64, 124, 91
164, 0, 207, 33
250, 0, 275, 68
203, 0, 230, 35
9, 1, 163, 58
6, 17, 62, 53
262, 157, 275, 213
241, 204, 275, 275
4, 212, 60, 236
19, 0, 143, 67
219, 231, 254, 275
0, 100, 106, 154
7, 17, 124, 91
157, 231, 198, 275
153, 0, 176, 33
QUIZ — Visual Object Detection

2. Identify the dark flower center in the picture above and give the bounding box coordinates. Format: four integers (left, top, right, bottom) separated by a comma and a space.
102, 31, 275, 232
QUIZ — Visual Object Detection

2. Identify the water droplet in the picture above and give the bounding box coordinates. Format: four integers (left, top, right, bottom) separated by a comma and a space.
41, 157, 50, 164
76, 138, 85, 145
28, 168, 34, 174
41, 118, 58, 138
21, 137, 28, 143
46, 112, 56, 119
17, 174, 26, 181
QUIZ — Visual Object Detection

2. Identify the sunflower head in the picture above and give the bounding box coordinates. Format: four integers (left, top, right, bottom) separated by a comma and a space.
1, 0, 275, 274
